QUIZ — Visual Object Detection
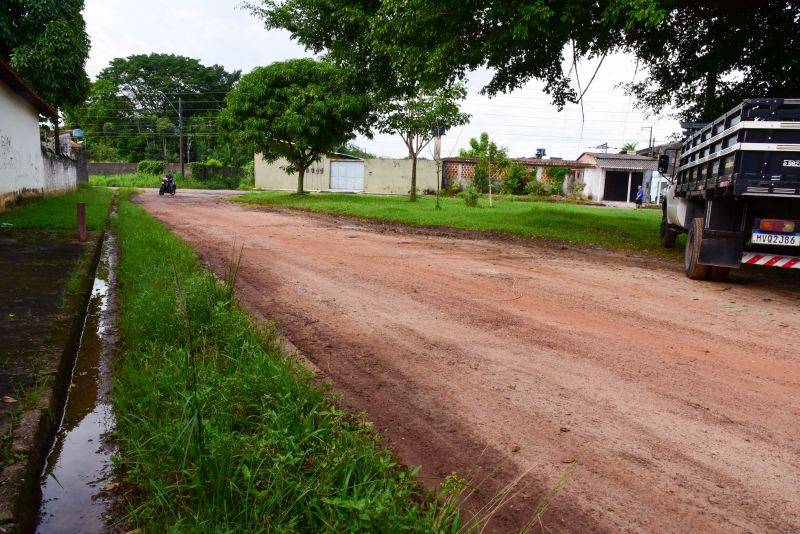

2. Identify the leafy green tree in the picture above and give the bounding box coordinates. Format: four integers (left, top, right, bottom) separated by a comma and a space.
0, 0, 90, 109
248, 0, 800, 121
67, 54, 244, 163
459, 133, 508, 193
378, 83, 470, 201
219, 59, 375, 194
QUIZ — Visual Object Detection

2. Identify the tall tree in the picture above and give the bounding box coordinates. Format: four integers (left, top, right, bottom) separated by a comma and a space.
219, 59, 375, 194
458, 133, 508, 193
248, 0, 800, 121
379, 83, 470, 201
68, 54, 245, 163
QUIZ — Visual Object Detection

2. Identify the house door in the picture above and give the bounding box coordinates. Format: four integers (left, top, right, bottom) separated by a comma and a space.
603, 171, 629, 201
330, 161, 365, 191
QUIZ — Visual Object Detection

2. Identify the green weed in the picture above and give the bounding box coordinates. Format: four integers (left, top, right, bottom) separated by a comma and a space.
0, 186, 113, 230
113, 199, 462, 531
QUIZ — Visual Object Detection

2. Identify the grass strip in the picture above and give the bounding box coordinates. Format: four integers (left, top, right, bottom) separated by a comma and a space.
91, 173, 252, 190
113, 198, 461, 531
234, 192, 684, 257
0, 186, 114, 230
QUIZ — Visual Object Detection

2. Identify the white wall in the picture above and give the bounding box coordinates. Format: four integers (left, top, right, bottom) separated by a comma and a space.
42, 150, 78, 193
581, 167, 604, 200
255, 154, 439, 195
0, 83, 45, 195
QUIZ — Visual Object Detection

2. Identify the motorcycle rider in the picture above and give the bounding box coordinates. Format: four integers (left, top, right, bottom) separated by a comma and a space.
161, 173, 176, 194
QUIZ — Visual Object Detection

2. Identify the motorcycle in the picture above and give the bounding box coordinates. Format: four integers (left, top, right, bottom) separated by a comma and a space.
159, 176, 177, 196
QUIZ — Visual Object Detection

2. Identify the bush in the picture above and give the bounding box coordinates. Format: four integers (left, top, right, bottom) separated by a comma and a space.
422, 187, 436, 195
461, 187, 481, 207
545, 167, 569, 195
205, 158, 224, 167
471, 161, 490, 193
525, 179, 550, 196
567, 180, 586, 197
441, 182, 463, 197
137, 160, 165, 175
502, 164, 528, 195
239, 160, 255, 190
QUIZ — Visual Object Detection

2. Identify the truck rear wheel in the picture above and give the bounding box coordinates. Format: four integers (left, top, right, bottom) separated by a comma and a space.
684, 217, 708, 280
660, 207, 677, 248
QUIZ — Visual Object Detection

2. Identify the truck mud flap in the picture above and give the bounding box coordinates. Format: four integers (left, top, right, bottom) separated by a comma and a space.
699, 236, 744, 268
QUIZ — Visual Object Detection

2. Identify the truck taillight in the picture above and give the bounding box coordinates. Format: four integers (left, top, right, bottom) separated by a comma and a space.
759, 219, 796, 233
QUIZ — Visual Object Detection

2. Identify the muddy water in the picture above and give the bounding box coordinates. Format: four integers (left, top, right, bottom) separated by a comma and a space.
37, 234, 118, 534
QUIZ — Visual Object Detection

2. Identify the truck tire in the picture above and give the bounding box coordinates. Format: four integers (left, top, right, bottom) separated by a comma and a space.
660, 207, 677, 248
684, 217, 708, 280
707, 266, 730, 282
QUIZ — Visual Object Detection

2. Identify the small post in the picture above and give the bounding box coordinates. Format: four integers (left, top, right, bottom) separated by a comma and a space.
179, 97, 184, 177
77, 203, 87, 242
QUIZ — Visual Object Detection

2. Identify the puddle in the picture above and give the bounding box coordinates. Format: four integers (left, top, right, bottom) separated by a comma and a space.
36, 233, 118, 533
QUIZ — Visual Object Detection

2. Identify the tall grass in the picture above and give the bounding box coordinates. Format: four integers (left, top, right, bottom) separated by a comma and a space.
234, 192, 682, 256
91, 173, 248, 190
0, 186, 114, 230
113, 199, 461, 531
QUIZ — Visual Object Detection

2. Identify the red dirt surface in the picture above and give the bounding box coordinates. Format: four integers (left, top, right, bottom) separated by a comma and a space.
136, 190, 800, 533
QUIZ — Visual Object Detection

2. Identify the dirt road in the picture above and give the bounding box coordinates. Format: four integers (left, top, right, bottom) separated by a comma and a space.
137, 190, 800, 533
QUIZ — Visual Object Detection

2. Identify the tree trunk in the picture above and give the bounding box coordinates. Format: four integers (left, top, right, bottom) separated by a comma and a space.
410, 153, 418, 202
297, 166, 305, 194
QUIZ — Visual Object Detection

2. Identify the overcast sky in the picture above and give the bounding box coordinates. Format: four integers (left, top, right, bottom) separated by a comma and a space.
84, 0, 680, 160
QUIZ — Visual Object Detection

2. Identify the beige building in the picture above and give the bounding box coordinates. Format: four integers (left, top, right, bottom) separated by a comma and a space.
255, 153, 439, 195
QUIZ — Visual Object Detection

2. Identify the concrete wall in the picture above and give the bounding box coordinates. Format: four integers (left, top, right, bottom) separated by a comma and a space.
0, 82, 46, 200
255, 154, 439, 195
41, 149, 78, 194
364, 158, 437, 195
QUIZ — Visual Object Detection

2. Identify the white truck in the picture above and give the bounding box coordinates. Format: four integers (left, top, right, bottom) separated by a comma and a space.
660, 98, 800, 280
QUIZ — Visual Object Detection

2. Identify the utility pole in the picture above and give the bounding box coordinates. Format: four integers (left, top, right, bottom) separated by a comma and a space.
178, 97, 185, 177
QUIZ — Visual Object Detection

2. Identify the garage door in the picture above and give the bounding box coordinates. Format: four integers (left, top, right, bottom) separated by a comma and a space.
330, 161, 365, 191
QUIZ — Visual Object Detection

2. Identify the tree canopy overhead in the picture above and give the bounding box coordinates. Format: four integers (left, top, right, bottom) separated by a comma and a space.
250, 0, 800, 121
219, 58, 375, 194
0, 0, 91, 111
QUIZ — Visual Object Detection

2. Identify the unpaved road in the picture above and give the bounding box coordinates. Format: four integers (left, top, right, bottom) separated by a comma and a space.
137, 190, 800, 533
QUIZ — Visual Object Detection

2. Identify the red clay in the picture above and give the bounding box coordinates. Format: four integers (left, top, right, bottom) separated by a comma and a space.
137, 190, 800, 533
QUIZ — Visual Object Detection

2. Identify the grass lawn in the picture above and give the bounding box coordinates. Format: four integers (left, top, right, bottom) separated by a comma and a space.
113, 198, 462, 531
0, 186, 114, 230
235, 191, 683, 257
90, 173, 252, 190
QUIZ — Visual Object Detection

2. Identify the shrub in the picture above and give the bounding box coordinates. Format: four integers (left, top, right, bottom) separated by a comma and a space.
525, 179, 549, 196
422, 188, 436, 195
442, 182, 463, 197
471, 161, 490, 193
205, 158, 224, 167
545, 167, 569, 195
137, 160, 165, 175
239, 160, 255, 189
461, 187, 480, 207
502, 164, 528, 195
567, 180, 586, 197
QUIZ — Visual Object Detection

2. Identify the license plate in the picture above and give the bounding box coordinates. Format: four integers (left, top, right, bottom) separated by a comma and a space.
752, 232, 800, 246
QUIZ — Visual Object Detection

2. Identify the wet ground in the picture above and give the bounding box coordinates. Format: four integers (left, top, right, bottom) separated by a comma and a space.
0, 232, 86, 447
37, 234, 118, 533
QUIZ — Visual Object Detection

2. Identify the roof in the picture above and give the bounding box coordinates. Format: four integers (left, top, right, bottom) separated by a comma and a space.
443, 156, 592, 169
0, 57, 56, 116
578, 152, 658, 171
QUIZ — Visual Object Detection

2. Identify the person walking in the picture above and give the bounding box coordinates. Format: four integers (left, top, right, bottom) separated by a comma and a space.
635, 185, 644, 208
